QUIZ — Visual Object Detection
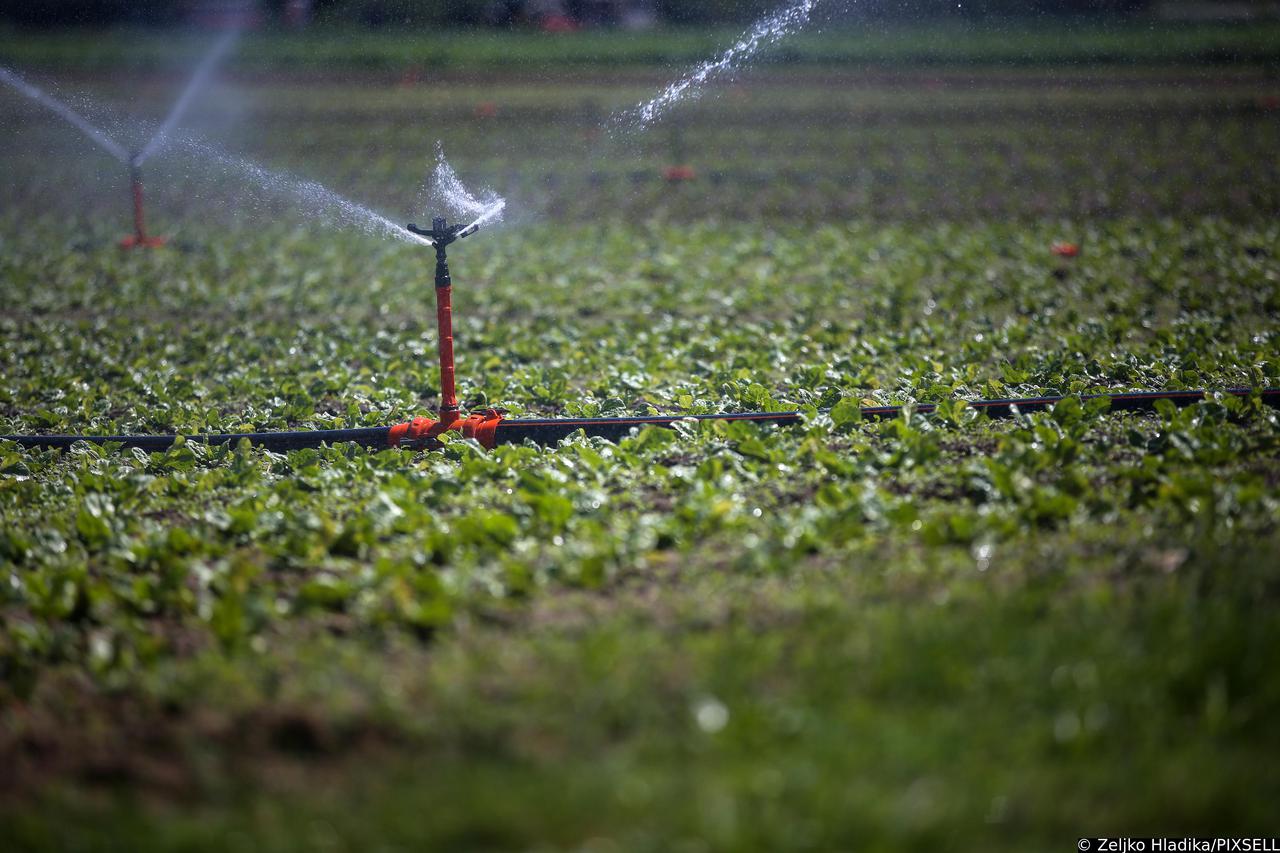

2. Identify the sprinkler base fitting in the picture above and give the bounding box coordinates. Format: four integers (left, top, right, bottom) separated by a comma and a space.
387, 410, 503, 450
118, 235, 168, 249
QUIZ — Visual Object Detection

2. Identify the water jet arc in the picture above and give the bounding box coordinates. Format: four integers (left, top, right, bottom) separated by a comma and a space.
0, 65, 131, 163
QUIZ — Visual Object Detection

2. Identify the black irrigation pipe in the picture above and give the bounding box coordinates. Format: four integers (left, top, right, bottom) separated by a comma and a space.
1, 426, 393, 453
4, 388, 1276, 454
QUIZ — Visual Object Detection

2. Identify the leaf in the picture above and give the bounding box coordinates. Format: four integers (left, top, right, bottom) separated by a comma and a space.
830, 398, 863, 428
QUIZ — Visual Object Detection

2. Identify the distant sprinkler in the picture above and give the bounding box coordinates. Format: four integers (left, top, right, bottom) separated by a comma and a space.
0, 29, 237, 250
662, 118, 695, 182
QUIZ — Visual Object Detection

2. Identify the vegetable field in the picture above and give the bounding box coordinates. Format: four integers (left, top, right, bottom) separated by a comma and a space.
2, 25, 1279, 851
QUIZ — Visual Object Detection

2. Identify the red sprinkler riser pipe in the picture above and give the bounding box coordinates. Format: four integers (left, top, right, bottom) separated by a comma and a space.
416, 215, 466, 422
121, 163, 165, 249
435, 284, 459, 421
131, 172, 147, 242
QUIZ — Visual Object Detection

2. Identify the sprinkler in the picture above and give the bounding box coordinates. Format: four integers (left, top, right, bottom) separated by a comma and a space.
2, 30, 237, 251
387, 216, 506, 449
407, 215, 476, 423
119, 157, 167, 249
662, 118, 696, 183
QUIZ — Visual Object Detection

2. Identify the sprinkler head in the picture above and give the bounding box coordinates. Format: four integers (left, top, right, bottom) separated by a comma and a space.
406, 216, 476, 248
408, 217, 475, 289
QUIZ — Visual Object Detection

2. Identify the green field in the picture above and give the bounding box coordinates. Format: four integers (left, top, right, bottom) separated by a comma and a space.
2, 23, 1280, 851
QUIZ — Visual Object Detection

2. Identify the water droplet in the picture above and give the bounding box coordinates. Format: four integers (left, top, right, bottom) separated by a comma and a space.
1054, 711, 1081, 742
693, 697, 729, 733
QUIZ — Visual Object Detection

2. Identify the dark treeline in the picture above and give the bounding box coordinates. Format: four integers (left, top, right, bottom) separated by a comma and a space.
0, 0, 1193, 28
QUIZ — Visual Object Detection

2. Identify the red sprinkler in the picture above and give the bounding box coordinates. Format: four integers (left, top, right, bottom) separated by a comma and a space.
388, 216, 505, 449
119, 159, 167, 249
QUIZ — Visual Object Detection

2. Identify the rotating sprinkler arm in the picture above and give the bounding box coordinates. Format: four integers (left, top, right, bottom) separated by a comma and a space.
406, 217, 476, 246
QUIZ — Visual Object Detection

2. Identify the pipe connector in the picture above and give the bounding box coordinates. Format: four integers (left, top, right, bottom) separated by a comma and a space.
387, 410, 503, 450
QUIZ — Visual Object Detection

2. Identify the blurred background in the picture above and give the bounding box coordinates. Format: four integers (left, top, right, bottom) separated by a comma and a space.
3, 0, 1279, 28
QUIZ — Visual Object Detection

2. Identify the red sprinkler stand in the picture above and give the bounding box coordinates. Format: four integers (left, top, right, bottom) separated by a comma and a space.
434, 239, 460, 423
391, 216, 501, 448
119, 163, 166, 249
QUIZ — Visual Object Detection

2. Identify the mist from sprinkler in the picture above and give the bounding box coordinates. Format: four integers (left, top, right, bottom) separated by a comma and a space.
0, 65, 131, 164
4, 0, 833, 251
418, 145, 507, 240
173, 135, 433, 247
133, 28, 239, 167
168, 138, 503, 249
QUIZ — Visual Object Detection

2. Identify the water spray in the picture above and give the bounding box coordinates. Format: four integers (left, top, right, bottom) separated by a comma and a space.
610, 0, 823, 133
0, 66, 131, 164
0, 66, 163, 249
134, 29, 239, 168
118, 28, 239, 249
